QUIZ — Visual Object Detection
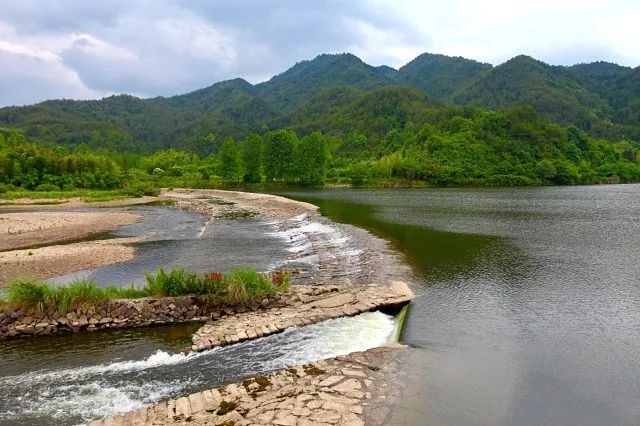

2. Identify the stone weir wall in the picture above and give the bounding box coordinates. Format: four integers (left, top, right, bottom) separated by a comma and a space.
0, 295, 213, 339
0, 282, 413, 340
89, 344, 410, 426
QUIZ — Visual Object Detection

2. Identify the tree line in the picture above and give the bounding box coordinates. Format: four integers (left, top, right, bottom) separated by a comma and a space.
0, 131, 120, 191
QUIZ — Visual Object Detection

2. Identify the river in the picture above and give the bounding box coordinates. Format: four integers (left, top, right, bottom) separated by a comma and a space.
277, 184, 640, 425
2, 185, 639, 425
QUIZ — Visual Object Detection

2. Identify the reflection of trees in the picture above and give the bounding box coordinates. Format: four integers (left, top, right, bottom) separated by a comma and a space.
289, 195, 531, 285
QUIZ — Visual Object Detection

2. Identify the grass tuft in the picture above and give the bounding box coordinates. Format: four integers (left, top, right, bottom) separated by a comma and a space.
0, 267, 290, 312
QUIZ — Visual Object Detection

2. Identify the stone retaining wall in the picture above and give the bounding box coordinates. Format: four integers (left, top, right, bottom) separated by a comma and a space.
89, 344, 409, 426
0, 295, 214, 339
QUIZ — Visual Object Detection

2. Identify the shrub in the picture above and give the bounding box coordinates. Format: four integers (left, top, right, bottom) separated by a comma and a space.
34, 183, 60, 192
271, 270, 291, 291
105, 285, 147, 299
1, 267, 290, 312
57, 280, 109, 311
124, 183, 160, 197
144, 268, 204, 296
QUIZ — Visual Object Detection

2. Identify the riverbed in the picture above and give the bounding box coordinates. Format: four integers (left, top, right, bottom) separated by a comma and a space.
278, 185, 640, 426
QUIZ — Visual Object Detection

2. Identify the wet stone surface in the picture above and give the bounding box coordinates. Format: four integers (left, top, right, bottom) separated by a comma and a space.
89, 344, 410, 426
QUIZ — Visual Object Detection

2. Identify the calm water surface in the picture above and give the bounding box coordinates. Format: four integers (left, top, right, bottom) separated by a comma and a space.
279, 185, 640, 425
51, 206, 291, 286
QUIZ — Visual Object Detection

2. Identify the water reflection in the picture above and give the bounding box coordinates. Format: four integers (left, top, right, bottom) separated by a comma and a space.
286, 195, 530, 285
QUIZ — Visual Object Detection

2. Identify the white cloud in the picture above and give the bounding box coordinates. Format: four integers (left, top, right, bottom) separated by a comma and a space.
372, 0, 640, 66
0, 49, 101, 107
0, 0, 638, 106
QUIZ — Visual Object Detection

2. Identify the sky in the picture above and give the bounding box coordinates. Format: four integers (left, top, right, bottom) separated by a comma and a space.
1, 0, 639, 107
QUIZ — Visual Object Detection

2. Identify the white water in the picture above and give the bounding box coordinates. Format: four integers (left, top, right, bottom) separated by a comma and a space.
269, 213, 364, 284
0, 311, 398, 425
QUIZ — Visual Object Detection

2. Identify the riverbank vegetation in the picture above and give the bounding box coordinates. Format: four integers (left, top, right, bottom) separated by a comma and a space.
2, 103, 639, 195
0, 268, 290, 313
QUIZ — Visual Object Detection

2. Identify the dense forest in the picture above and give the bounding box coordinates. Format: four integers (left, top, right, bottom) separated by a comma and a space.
0, 52, 639, 191
0, 130, 121, 192
2, 96, 639, 192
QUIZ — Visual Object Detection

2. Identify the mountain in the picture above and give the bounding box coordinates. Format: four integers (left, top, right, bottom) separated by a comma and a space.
566, 62, 640, 127
397, 52, 491, 101
254, 53, 394, 112
451, 55, 612, 128
0, 52, 638, 152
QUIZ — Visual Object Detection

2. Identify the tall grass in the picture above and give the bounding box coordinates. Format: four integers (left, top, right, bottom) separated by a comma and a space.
219, 267, 274, 305
0, 267, 290, 312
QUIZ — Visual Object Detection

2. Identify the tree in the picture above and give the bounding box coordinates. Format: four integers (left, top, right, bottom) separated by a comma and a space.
242, 134, 262, 183
217, 137, 242, 183
264, 130, 298, 182
297, 132, 329, 185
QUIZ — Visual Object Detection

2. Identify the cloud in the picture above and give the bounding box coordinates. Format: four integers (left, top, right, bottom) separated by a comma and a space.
0, 0, 639, 107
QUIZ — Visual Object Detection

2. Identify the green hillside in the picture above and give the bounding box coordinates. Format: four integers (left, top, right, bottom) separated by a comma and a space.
0, 54, 640, 168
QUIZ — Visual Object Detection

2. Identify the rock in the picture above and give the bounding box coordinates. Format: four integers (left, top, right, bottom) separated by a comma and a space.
174, 397, 191, 420
331, 379, 362, 393
318, 376, 344, 387
273, 414, 298, 425
342, 369, 367, 378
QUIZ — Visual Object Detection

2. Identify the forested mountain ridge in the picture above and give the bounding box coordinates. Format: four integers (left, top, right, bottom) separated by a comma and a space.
0, 52, 638, 154
397, 52, 492, 100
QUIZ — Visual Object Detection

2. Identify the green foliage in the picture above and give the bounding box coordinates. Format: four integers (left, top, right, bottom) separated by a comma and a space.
5, 279, 51, 313
4, 278, 108, 313
297, 132, 329, 185
1, 52, 638, 153
1, 51, 640, 191
143, 268, 204, 297
34, 183, 60, 192
264, 129, 298, 182
242, 134, 263, 183
0, 131, 121, 190
123, 183, 160, 197
1, 268, 289, 312
219, 267, 275, 305
55, 280, 109, 312
217, 137, 242, 183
